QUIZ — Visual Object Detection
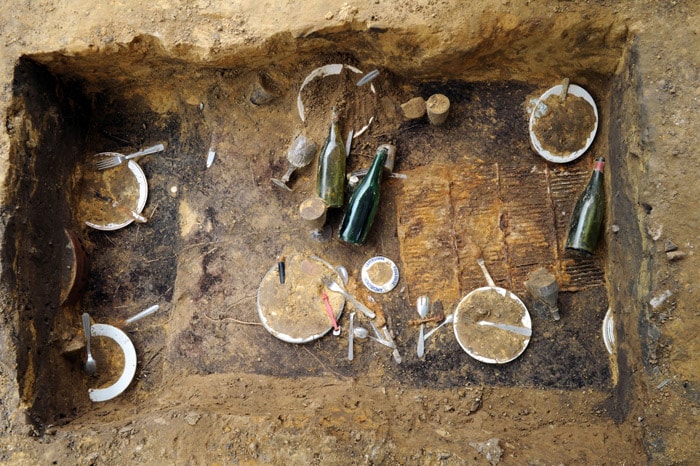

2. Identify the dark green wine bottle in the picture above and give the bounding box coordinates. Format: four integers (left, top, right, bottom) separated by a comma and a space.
565, 157, 606, 255
315, 108, 347, 208
339, 146, 389, 244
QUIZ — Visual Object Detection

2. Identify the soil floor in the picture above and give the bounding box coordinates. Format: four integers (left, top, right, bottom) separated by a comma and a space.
0, 1, 699, 465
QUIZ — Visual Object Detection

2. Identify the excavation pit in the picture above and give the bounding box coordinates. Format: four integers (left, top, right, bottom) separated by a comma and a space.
3, 27, 638, 431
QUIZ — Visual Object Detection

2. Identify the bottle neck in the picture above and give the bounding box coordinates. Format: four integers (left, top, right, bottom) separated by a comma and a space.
366, 148, 389, 180
593, 157, 605, 172
328, 116, 341, 144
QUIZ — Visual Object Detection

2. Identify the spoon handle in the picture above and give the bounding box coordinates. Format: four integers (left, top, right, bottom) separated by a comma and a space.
417, 324, 425, 357
125, 304, 159, 324
382, 326, 402, 364
337, 288, 376, 319
477, 258, 496, 287
478, 320, 532, 337
82, 313, 92, 352
348, 312, 355, 361
423, 314, 454, 341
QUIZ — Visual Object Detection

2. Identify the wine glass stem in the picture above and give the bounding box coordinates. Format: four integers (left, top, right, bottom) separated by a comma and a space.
281, 166, 296, 183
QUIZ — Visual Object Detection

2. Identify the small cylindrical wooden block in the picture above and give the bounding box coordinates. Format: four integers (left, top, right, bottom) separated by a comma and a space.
426, 93, 450, 126
299, 196, 328, 229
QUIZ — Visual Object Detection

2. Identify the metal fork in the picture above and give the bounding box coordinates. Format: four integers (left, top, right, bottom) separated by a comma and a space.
93, 143, 165, 170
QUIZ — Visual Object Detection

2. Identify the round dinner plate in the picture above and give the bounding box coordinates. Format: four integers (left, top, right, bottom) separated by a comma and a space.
88, 323, 137, 402
257, 255, 345, 344
529, 84, 598, 164
81, 160, 148, 231
453, 286, 532, 364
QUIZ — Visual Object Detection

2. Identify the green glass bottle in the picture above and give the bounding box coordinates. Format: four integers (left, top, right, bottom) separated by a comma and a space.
315, 108, 347, 208
339, 146, 389, 244
565, 157, 606, 255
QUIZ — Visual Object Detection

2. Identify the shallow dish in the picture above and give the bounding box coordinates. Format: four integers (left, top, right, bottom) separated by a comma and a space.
453, 286, 531, 364
257, 255, 345, 344
88, 323, 137, 402
529, 84, 598, 164
80, 160, 148, 231
59, 228, 89, 306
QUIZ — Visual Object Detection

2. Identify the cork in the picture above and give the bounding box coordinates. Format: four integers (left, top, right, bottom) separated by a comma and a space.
426, 93, 450, 126
400, 97, 427, 120
377, 143, 396, 174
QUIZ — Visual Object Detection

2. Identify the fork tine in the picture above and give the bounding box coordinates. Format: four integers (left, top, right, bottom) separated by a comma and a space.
94, 157, 119, 170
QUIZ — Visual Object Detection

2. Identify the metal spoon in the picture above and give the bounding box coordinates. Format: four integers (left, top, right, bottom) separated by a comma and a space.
416, 296, 430, 358
423, 313, 454, 341
353, 327, 369, 339
82, 313, 97, 376
353, 325, 392, 349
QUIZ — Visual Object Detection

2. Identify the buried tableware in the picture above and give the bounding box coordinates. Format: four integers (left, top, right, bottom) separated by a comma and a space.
348, 312, 356, 361
82, 160, 149, 231
353, 327, 369, 339
453, 259, 532, 364
361, 256, 399, 294
88, 324, 138, 402
271, 134, 317, 191
477, 320, 532, 337
416, 295, 430, 358
82, 313, 97, 376
123, 304, 159, 326
258, 255, 345, 344
529, 82, 598, 164
93, 143, 165, 170
423, 313, 454, 341
321, 275, 376, 319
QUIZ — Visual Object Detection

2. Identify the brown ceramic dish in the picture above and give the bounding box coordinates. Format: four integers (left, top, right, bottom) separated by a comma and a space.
60, 228, 89, 306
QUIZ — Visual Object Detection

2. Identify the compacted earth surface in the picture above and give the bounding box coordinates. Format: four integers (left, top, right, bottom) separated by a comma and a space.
0, 1, 699, 464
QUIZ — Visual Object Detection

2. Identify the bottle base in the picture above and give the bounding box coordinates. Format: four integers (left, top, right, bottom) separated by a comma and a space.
565, 246, 595, 256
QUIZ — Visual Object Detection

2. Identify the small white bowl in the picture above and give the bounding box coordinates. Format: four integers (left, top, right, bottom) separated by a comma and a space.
529, 84, 598, 164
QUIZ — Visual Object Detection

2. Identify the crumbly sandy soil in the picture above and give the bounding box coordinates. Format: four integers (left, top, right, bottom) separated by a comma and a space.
0, 1, 699, 465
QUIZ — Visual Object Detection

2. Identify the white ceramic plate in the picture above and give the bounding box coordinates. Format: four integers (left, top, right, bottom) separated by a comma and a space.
85, 160, 148, 231
257, 255, 345, 344
453, 286, 532, 364
88, 323, 137, 402
529, 84, 598, 164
